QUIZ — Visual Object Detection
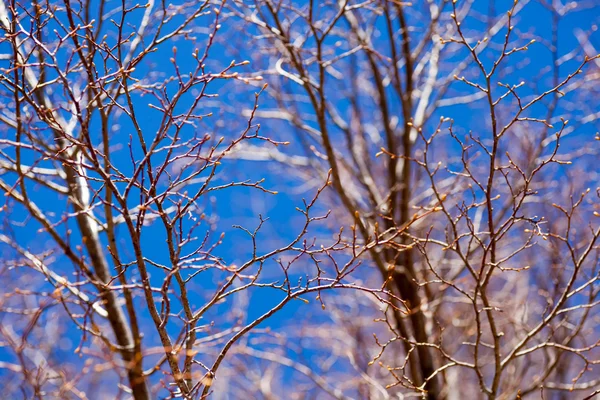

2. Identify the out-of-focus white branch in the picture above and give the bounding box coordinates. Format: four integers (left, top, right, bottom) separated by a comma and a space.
0, 234, 108, 318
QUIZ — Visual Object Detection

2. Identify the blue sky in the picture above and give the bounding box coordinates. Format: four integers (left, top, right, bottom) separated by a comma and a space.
1, 0, 599, 397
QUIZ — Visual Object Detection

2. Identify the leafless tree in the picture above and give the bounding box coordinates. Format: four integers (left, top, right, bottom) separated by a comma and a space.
218, 0, 600, 399
1, 0, 600, 399
0, 0, 404, 398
